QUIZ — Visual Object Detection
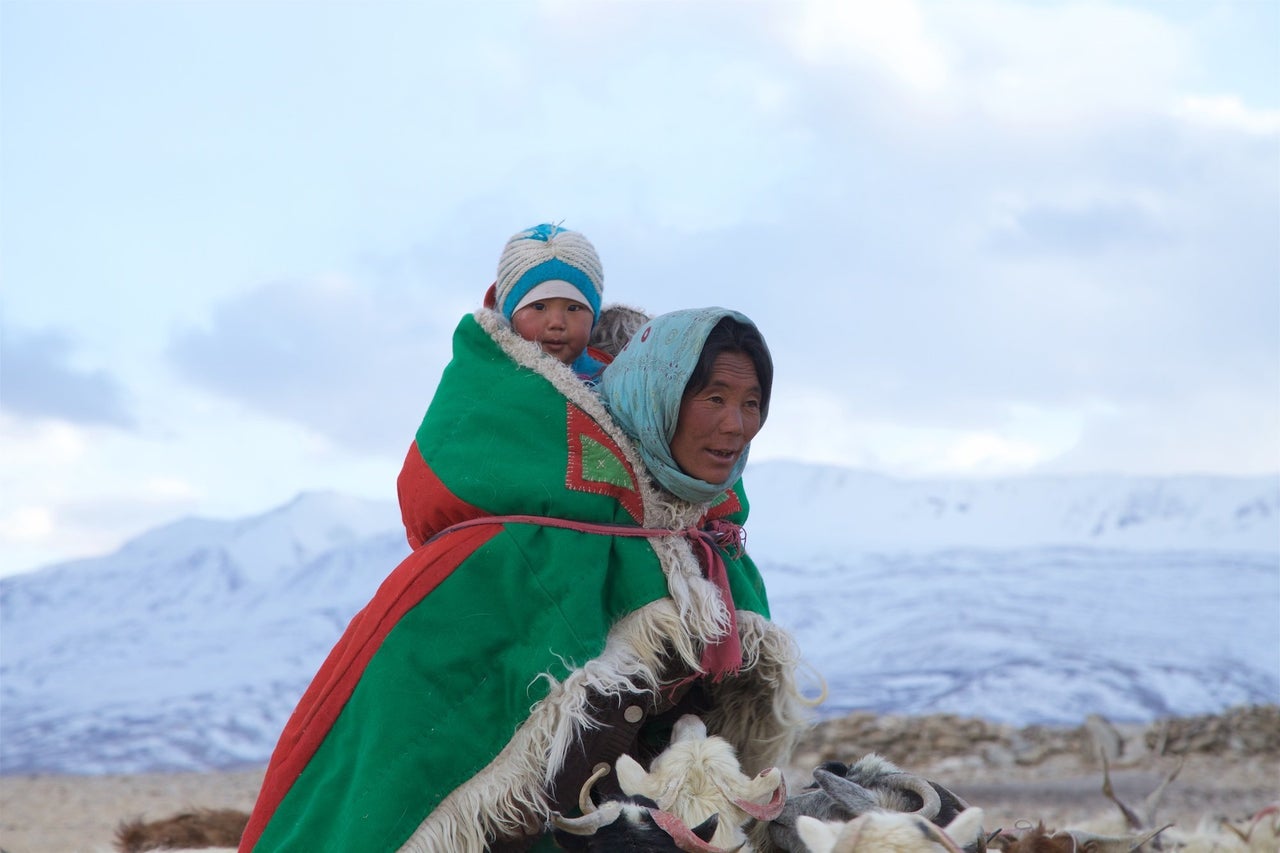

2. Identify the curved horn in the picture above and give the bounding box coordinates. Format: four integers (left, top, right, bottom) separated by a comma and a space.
550, 801, 623, 836
649, 809, 740, 853
577, 763, 611, 815
885, 773, 942, 819
1064, 824, 1172, 852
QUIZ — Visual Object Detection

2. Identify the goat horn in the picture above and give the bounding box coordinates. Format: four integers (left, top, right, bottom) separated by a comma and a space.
886, 773, 943, 819
1063, 823, 1172, 852
1100, 751, 1144, 832
649, 808, 739, 853
550, 801, 622, 836
578, 763, 611, 816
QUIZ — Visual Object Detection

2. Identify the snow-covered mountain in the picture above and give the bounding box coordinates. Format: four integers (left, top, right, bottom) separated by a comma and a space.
2, 464, 1277, 775
743, 461, 1280, 555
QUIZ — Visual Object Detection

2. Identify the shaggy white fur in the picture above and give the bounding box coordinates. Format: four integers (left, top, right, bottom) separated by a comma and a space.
795, 808, 984, 853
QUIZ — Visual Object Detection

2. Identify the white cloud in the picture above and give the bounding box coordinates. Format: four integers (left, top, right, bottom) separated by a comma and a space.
1174, 94, 1280, 135
785, 0, 949, 93
1, 0, 1275, 576
167, 271, 465, 455
143, 478, 201, 500
752, 388, 1085, 477
781, 0, 1194, 128
0, 506, 54, 542
936, 1, 1190, 125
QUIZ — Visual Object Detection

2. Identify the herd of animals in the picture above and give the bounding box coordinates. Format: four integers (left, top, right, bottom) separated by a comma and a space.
108, 714, 1279, 853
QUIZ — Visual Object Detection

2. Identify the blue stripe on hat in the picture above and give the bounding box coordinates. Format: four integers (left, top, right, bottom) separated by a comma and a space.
501, 258, 603, 319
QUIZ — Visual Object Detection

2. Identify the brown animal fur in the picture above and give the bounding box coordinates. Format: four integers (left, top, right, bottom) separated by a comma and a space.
991, 824, 1078, 853
113, 808, 249, 852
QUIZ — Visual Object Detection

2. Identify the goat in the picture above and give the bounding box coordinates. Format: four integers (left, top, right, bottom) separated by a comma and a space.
990, 822, 1167, 853
993, 805, 1279, 853
1088, 754, 1280, 851
990, 757, 1278, 853
113, 809, 248, 852
793, 807, 987, 853
769, 754, 972, 852
613, 714, 786, 851
550, 763, 730, 852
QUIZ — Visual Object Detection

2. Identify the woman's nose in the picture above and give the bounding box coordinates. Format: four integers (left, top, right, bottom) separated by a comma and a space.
719, 408, 745, 435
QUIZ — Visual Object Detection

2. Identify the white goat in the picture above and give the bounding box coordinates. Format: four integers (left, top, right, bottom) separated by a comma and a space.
794, 807, 986, 853
614, 714, 786, 850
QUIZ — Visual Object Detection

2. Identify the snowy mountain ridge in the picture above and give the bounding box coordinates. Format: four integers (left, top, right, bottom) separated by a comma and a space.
742, 461, 1280, 556
2, 463, 1277, 775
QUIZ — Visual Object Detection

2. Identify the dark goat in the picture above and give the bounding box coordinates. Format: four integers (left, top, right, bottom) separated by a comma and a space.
551, 764, 732, 852
552, 794, 722, 852
770, 754, 972, 852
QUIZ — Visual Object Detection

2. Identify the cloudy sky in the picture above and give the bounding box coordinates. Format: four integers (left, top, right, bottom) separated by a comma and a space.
2, 0, 1277, 577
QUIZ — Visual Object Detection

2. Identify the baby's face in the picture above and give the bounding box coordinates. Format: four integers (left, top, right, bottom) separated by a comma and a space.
512, 297, 593, 365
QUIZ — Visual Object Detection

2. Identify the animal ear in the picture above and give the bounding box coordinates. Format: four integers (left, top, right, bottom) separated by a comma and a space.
795, 815, 839, 853
813, 768, 877, 813
735, 768, 786, 820
943, 807, 986, 849
746, 767, 782, 799
615, 753, 653, 797
690, 813, 719, 843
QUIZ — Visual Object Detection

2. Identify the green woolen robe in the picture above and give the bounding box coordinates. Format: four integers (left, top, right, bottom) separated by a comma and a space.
240, 311, 800, 853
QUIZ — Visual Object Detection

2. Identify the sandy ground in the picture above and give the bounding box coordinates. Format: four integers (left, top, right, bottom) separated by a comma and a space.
3, 722, 1277, 853
0, 768, 263, 853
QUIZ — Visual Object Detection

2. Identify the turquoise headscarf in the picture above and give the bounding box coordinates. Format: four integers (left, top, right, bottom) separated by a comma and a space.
599, 307, 767, 504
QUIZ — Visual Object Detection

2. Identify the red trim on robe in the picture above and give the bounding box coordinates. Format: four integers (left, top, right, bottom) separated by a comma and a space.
240, 525, 498, 851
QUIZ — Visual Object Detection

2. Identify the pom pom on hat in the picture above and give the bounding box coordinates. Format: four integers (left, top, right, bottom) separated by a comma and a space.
494, 223, 603, 324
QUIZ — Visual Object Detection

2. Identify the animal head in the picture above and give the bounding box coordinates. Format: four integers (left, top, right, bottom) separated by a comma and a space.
614, 714, 786, 849
550, 764, 731, 852
769, 755, 972, 852
794, 807, 985, 853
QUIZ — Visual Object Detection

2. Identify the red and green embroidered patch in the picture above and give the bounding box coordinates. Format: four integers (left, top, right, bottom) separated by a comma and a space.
566, 403, 644, 523
704, 487, 742, 520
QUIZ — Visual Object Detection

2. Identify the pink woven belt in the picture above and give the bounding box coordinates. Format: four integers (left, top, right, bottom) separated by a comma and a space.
428, 514, 745, 681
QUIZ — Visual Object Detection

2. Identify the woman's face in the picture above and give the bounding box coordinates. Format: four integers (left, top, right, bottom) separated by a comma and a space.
670, 351, 763, 484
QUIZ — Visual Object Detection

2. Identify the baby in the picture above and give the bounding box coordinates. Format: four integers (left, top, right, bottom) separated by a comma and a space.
486, 223, 610, 383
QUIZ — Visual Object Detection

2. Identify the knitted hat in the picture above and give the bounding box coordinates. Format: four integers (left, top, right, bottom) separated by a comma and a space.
494, 223, 604, 324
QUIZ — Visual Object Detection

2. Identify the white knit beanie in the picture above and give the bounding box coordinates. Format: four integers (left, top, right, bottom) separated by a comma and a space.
493, 223, 604, 324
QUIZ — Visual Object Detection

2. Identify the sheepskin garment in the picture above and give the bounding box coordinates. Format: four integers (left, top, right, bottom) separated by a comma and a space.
239, 310, 804, 853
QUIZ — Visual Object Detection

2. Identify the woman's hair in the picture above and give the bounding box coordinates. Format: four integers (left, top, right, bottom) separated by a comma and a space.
682, 316, 773, 419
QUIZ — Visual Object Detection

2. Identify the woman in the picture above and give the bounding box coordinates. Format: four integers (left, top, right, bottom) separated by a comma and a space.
239, 306, 808, 852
